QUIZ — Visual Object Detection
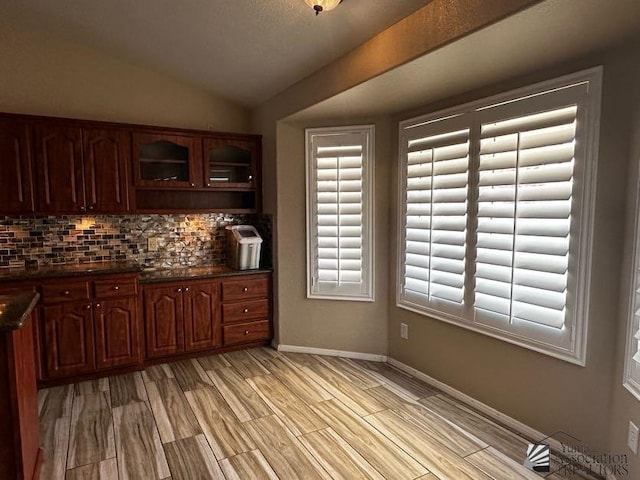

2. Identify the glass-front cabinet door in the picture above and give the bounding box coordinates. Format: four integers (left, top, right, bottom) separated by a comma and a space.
203, 137, 260, 189
133, 132, 201, 188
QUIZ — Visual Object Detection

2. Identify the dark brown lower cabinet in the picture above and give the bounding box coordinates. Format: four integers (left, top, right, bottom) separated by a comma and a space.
143, 280, 220, 359
42, 302, 95, 379
0, 308, 41, 480
94, 298, 140, 369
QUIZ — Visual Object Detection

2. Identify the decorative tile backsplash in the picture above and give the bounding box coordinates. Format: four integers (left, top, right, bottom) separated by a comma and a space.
0, 213, 272, 269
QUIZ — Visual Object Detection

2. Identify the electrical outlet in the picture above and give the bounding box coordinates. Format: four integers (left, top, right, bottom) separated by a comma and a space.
400, 323, 409, 340
629, 421, 639, 455
148, 237, 159, 252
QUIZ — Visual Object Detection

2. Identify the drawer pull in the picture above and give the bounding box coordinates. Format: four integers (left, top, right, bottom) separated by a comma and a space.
243, 287, 249, 292
63, 290, 70, 295
96, 303, 101, 308
113, 286, 119, 291
244, 330, 250, 335
243, 308, 249, 313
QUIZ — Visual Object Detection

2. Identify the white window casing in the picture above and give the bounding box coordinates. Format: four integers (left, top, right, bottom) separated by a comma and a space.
306, 125, 374, 301
397, 68, 602, 365
624, 176, 640, 401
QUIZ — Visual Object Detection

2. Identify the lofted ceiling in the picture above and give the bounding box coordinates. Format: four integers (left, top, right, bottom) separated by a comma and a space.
0, 0, 429, 108
288, 0, 640, 122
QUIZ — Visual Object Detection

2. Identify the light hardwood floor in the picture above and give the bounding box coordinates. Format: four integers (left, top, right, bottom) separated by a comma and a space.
38, 348, 601, 480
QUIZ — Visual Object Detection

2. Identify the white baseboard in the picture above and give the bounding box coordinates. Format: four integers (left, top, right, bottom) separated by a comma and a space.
388, 357, 611, 477
275, 343, 387, 362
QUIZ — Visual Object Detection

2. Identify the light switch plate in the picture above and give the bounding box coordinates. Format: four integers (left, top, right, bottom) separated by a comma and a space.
628, 421, 639, 455
400, 323, 408, 340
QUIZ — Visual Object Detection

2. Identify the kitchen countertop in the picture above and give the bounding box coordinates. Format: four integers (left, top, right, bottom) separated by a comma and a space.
0, 262, 271, 284
0, 292, 40, 333
139, 265, 272, 283
0, 261, 142, 282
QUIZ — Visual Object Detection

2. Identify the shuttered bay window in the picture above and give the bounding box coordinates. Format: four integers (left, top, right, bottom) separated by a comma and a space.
306, 126, 374, 301
398, 68, 602, 364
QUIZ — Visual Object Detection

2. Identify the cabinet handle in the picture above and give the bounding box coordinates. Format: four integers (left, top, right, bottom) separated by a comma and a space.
63, 290, 70, 295
243, 287, 248, 292
86, 304, 92, 310
244, 330, 250, 335
184, 287, 190, 292
177, 288, 182, 292
190, 183, 195, 187
96, 303, 101, 308
88, 205, 94, 210
243, 308, 249, 313
207, 183, 211, 187
113, 286, 119, 291
80, 205, 86, 211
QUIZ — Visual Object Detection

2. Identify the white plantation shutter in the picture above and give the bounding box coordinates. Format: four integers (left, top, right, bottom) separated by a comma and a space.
306, 126, 374, 300
398, 68, 601, 364
474, 103, 578, 349
401, 117, 470, 315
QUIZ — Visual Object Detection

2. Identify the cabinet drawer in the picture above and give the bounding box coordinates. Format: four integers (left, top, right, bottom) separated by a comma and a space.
222, 299, 269, 323
94, 278, 138, 299
222, 276, 268, 301
41, 281, 90, 304
223, 320, 270, 346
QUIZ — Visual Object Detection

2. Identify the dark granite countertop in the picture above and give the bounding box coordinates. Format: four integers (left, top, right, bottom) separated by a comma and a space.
0, 262, 142, 282
139, 265, 271, 284
0, 292, 40, 333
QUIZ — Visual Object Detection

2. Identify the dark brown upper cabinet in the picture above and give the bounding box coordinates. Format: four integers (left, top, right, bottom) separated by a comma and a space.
133, 132, 201, 189
33, 123, 131, 214
0, 118, 34, 214
203, 136, 260, 190
83, 128, 131, 213
33, 124, 85, 213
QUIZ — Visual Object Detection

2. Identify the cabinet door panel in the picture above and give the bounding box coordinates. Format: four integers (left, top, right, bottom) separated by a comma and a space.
143, 285, 184, 359
184, 282, 220, 351
133, 132, 201, 188
42, 303, 94, 379
0, 119, 34, 214
34, 124, 85, 212
94, 298, 140, 369
83, 128, 131, 212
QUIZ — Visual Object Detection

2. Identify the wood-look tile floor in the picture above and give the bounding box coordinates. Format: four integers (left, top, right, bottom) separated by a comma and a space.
38, 348, 600, 480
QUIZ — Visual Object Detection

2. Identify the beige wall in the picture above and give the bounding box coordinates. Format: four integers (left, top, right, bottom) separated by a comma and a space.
0, 20, 249, 132
273, 118, 390, 354
388, 44, 640, 475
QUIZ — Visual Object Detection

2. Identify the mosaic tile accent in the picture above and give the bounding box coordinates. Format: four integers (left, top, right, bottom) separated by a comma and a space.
0, 213, 272, 270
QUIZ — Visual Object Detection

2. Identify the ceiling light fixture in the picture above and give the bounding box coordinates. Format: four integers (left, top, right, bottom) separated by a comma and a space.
305, 0, 342, 16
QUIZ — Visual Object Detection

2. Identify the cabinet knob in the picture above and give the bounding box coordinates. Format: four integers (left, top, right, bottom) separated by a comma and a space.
207, 183, 211, 187
86, 304, 92, 310
88, 205, 94, 210
190, 183, 195, 187
184, 287, 190, 292
243, 287, 248, 292
63, 290, 70, 295
244, 330, 250, 335
79, 205, 86, 211
177, 288, 183, 292
96, 303, 101, 308
243, 308, 249, 313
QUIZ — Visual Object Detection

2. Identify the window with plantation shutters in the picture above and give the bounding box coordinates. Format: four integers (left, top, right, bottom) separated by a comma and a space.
398, 68, 602, 364
624, 184, 640, 400
306, 126, 374, 301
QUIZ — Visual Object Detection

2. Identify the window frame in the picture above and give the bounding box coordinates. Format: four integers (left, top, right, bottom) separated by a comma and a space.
396, 68, 602, 365
306, 125, 375, 301
624, 177, 640, 401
